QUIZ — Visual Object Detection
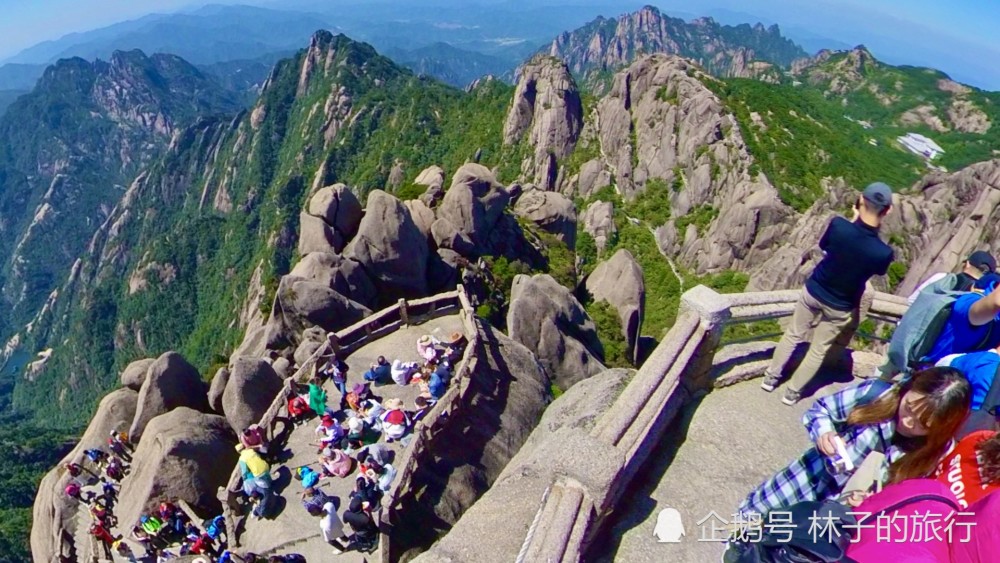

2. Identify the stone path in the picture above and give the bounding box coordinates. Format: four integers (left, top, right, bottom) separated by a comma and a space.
236, 314, 465, 562
589, 376, 855, 563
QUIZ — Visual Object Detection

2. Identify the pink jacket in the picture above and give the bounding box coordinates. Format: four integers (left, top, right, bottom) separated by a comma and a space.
844, 479, 959, 563
950, 491, 1000, 563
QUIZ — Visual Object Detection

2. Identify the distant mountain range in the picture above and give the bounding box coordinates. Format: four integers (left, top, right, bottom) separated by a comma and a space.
544, 5, 806, 90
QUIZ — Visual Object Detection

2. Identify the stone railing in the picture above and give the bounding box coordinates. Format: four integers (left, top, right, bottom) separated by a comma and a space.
513, 285, 909, 561
219, 286, 472, 550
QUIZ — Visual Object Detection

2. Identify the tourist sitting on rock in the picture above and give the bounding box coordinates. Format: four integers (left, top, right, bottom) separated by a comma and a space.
108, 433, 132, 463
359, 398, 385, 431
320, 449, 355, 478
737, 367, 970, 519
345, 416, 379, 451
442, 331, 466, 364
417, 334, 441, 362
365, 460, 398, 493
428, 362, 452, 399
315, 415, 347, 451
364, 356, 392, 385
343, 495, 379, 553
240, 424, 269, 457
356, 443, 391, 474
391, 358, 419, 386
287, 394, 312, 426
64, 481, 83, 501
64, 461, 84, 478
350, 474, 382, 511
301, 486, 334, 516
380, 398, 411, 442
412, 395, 433, 423
106, 455, 125, 482
321, 501, 351, 554
84, 447, 110, 470
238, 444, 273, 498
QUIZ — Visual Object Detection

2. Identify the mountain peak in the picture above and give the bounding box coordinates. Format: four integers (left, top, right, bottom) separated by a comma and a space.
544, 6, 806, 87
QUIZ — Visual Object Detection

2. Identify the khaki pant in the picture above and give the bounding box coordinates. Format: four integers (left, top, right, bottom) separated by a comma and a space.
765, 288, 860, 393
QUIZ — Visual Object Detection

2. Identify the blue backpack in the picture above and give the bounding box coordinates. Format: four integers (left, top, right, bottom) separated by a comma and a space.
204, 515, 225, 540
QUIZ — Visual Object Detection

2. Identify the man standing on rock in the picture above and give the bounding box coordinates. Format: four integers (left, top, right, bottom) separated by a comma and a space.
761, 182, 895, 405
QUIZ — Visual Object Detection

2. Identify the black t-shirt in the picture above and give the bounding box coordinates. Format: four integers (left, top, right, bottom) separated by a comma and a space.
805, 217, 894, 311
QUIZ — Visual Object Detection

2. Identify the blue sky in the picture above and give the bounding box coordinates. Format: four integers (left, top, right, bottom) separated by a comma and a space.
1, 0, 999, 88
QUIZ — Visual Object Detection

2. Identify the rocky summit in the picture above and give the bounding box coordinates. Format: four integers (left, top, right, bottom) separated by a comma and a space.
0, 6, 997, 563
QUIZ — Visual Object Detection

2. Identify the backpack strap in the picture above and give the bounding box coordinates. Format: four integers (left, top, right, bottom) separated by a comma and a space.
855, 493, 961, 527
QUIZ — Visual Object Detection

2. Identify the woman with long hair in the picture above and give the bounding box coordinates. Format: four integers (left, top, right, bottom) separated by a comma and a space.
738, 366, 971, 518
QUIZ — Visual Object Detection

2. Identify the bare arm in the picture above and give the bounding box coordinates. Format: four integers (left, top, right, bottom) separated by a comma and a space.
968, 290, 1000, 326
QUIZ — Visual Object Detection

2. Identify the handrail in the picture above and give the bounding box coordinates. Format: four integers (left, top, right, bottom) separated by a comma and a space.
510, 284, 911, 562
220, 285, 472, 550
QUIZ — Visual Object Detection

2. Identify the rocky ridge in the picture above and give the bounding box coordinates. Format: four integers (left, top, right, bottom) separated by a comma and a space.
546, 5, 803, 92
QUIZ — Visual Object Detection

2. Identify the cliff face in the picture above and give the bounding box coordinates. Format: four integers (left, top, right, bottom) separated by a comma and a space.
546, 6, 801, 92
0, 50, 238, 373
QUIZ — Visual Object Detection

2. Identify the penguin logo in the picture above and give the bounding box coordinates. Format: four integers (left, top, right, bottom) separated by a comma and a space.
653, 507, 685, 543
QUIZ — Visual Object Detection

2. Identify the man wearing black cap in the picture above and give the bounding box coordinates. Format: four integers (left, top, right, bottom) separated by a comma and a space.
762, 182, 895, 405
906, 250, 997, 305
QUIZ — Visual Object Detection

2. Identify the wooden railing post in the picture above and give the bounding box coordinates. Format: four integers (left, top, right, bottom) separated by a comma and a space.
399, 298, 409, 325
678, 285, 732, 394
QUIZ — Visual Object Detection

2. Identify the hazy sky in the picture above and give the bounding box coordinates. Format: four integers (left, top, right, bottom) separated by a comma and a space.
1, 0, 999, 87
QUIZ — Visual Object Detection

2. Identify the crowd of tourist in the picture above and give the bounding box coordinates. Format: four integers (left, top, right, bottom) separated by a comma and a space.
726, 182, 1000, 562
238, 329, 467, 557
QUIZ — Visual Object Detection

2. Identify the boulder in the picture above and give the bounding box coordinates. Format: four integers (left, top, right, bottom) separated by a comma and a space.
431, 218, 476, 256
117, 408, 238, 530
513, 188, 578, 249
577, 159, 612, 199
273, 275, 372, 338
121, 358, 154, 391
584, 249, 646, 364
130, 352, 210, 443
345, 190, 429, 303
207, 367, 230, 414
294, 326, 328, 367
289, 251, 376, 308
503, 55, 583, 189
507, 274, 606, 390
222, 357, 285, 433
414, 165, 446, 190
388, 323, 551, 560
272, 356, 292, 379
298, 212, 341, 255
308, 183, 363, 239
419, 184, 445, 208
437, 164, 510, 249
412, 369, 632, 563
581, 200, 616, 252
405, 199, 436, 244
428, 249, 462, 294
31, 388, 138, 563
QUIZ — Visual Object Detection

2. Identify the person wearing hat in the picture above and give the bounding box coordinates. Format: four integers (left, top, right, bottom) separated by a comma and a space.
906, 250, 997, 305
380, 399, 411, 442
761, 182, 895, 405
417, 334, 440, 362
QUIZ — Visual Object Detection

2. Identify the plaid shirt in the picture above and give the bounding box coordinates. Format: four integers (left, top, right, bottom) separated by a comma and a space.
738, 380, 906, 518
